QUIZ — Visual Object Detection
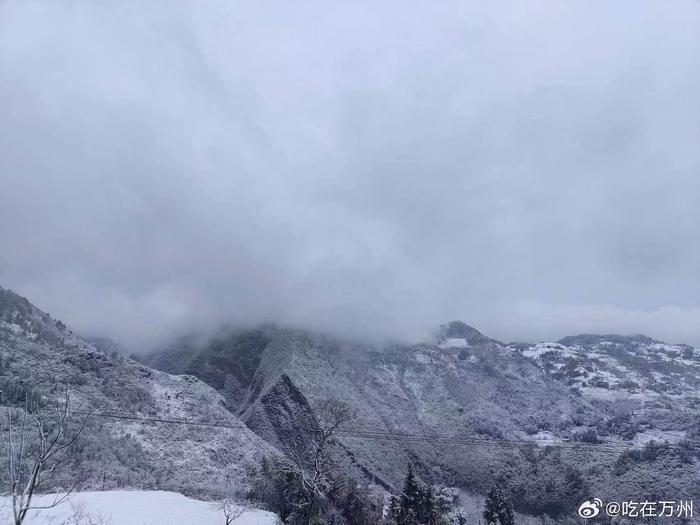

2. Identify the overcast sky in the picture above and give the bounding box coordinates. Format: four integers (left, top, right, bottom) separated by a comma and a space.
1, 1, 699, 350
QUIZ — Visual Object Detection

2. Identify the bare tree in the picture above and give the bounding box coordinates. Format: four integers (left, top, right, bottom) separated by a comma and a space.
277, 399, 353, 525
0, 387, 91, 525
219, 498, 249, 524
63, 501, 111, 525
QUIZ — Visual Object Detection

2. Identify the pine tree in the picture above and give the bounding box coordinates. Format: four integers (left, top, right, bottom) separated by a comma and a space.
400, 464, 421, 524
393, 464, 446, 525
419, 484, 438, 525
483, 485, 515, 525
342, 483, 363, 525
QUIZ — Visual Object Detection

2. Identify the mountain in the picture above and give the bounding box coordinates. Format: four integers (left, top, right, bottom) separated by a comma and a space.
146, 323, 700, 521
513, 334, 700, 447
436, 320, 501, 347
0, 286, 276, 498
2, 285, 699, 523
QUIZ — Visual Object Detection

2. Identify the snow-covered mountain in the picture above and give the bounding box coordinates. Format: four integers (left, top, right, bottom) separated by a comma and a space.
147, 320, 700, 521
509, 334, 700, 456
2, 287, 699, 523
515, 334, 700, 402
0, 286, 276, 498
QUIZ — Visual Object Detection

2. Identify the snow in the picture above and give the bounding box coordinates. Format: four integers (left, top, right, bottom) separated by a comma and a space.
522, 342, 565, 359
526, 431, 565, 446
633, 429, 686, 447
438, 338, 469, 349
0, 491, 280, 525
415, 351, 432, 364
0, 320, 24, 335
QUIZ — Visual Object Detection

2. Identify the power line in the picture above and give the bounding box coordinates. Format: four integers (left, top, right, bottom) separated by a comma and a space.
75, 410, 699, 456
58, 409, 700, 502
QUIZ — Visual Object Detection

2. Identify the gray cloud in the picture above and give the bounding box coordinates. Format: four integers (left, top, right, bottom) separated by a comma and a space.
1, 0, 699, 349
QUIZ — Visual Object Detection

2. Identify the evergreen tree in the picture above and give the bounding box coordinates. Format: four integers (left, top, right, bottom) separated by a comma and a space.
419, 484, 438, 525
393, 465, 444, 525
341, 483, 382, 524
483, 485, 515, 525
399, 464, 421, 523
342, 484, 362, 524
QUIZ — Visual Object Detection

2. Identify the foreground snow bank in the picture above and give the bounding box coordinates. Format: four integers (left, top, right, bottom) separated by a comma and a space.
0, 490, 280, 525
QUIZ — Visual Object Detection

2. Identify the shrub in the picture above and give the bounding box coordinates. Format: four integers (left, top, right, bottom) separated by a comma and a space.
572, 428, 600, 444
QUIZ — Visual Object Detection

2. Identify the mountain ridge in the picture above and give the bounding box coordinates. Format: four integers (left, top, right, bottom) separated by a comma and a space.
0, 285, 277, 498
2, 285, 699, 522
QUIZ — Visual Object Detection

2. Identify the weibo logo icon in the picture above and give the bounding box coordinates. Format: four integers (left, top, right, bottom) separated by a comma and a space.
578, 498, 603, 518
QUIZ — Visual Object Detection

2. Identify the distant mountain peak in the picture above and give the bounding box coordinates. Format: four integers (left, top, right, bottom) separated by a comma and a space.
437, 321, 499, 346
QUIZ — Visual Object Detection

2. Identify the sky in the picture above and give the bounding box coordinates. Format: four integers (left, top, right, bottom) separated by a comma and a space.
1, 0, 699, 350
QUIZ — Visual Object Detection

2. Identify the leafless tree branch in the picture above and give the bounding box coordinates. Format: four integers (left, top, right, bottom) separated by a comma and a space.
1, 386, 92, 525
219, 498, 249, 525
274, 399, 353, 525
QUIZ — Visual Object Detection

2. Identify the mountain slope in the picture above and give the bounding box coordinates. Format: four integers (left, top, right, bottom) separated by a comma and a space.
0, 287, 277, 498
148, 322, 700, 521
520, 334, 700, 401
148, 326, 602, 518
5, 284, 698, 522
513, 335, 700, 446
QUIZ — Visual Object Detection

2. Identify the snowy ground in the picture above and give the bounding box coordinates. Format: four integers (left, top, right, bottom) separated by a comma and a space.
0, 491, 280, 525
633, 429, 686, 446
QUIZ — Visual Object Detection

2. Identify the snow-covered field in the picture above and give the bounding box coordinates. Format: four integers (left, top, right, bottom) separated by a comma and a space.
0, 491, 280, 525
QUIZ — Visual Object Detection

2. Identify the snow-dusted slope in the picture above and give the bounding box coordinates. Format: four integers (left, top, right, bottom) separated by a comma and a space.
148, 322, 610, 517
5, 284, 699, 523
148, 321, 700, 521
0, 287, 277, 497
511, 335, 700, 458
515, 335, 700, 404
0, 491, 280, 525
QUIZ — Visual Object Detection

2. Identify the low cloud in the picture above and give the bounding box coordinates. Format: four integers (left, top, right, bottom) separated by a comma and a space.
1, 0, 699, 349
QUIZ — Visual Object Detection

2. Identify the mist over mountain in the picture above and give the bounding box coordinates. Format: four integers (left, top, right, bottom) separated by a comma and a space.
1, 0, 700, 351
1, 1, 700, 522
1, 285, 699, 523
